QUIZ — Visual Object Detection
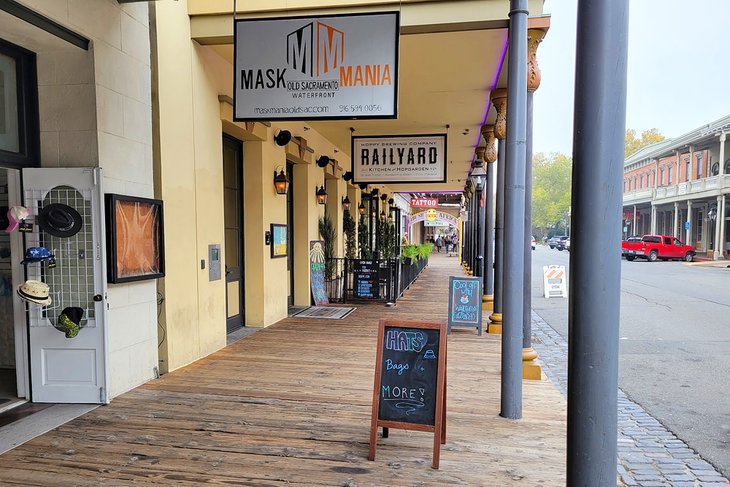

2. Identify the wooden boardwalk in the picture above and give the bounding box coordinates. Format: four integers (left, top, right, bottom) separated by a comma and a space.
0, 253, 569, 486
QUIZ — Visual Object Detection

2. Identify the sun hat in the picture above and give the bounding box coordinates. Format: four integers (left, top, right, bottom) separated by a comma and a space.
5, 206, 31, 233
38, 203, 82, 238
16, 280, 52, 306
56, 307, 84, 338
20, 247, 55, 264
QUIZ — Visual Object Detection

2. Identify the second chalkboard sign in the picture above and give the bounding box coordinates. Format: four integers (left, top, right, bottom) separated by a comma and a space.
369, 319, 447, 469
447, 276, 482, 335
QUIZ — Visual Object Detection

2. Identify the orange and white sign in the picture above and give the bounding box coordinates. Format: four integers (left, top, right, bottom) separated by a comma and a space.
234, 12, 399, 121
542, 265, 567, 298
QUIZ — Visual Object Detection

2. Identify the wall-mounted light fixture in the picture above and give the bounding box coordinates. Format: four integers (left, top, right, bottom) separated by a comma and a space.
274, 130, 292, 146
342, 196, 351, 212
359, 183, 368, 190
273, 169, 289, 195
316, 155, 330, 168
380, 194, 388, 202
379, 211, 387, 222
343, 171, 353, 182
388, 198, 395, 206
316, 185, 328, 205
358, 201, 366, 215
370, 188, 379, 196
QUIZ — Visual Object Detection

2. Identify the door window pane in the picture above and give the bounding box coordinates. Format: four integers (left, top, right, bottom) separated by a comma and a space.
0, 52, 19, 153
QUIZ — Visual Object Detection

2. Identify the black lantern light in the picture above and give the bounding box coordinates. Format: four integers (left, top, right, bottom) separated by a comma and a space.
273, 169, 289, 195
380, 210, 387, 222
316, 185, 328, 205
359, 183, 368, 190
274, 130, 292, 146
380, 193, 388, 202
316, 155, 331, 168
342, 196, 351, 212
358, 201, 366, 215
388, 198, 395, 205
343, 171, 353, 182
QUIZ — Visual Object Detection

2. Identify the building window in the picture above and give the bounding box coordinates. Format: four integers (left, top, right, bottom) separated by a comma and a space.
660, 167, 665, 186
633, 176, 637, 190
697, 211, 702, 243
696, 153, 703, 178
668, 165, 673, 184
0, 38, 39, 168
685, 157, 690, 181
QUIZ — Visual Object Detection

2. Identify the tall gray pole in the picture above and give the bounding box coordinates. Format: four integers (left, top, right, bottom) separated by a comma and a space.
490, 92, 507, 332
491, 138, 505, 327
522, 92, 533, 351
501, 0, 527, 420
567, 0, 628, 484
485, 160, 495, 294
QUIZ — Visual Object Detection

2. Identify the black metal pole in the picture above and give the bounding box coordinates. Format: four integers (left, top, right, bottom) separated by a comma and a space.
522, 92, 534, 350
475, 183, 484, 277
485, 161, 495, 296
567, 0, 628, 484
501, 0, 527, 420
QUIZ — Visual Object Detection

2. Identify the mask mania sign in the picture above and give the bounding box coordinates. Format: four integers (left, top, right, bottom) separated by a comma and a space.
352, 134, 447, 184
234, 12, 399, 121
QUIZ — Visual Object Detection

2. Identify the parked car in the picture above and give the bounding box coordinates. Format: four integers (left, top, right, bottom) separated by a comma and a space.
621, 235, 695, 262
555, 236, 570, 251
531, 236, 536, 250
548, 235, 568, 249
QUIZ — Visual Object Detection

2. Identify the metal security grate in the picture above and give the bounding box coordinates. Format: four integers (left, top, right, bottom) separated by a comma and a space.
24, 185, 96, 328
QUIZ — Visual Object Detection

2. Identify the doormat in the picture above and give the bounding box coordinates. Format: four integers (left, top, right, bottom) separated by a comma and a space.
291, 306, 356, 320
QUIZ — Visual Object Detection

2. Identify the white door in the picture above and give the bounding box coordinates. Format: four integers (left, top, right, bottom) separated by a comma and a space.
22, 168, 109, 403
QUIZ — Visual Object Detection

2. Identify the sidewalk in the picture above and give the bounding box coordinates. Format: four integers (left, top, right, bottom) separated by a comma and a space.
0, 253, 569, 486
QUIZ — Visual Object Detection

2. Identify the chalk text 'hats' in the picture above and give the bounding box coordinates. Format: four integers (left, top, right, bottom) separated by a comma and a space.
5, 206, 31, 233
20, 247, 55, 264
57, 307, 84, 338
16, 280, 52, 306
38, 203, 82, 238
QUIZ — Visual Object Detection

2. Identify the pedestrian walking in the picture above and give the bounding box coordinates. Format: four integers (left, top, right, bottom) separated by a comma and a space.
436, 235, 443, 253
445, 235, 452, 255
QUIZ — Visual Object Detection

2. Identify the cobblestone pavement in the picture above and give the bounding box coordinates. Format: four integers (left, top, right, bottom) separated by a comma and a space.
531, 311, 730, 487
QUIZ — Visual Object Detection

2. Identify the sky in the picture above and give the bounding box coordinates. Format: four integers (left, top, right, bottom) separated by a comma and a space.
533, 0, 730, 155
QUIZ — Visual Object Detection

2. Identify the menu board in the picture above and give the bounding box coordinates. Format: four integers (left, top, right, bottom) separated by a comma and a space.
447, 276, 482, 335
369, 319, 447, 469
353, 260, 379, 299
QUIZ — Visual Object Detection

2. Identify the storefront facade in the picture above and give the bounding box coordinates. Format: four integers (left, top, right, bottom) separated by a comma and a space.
1, 0, 544, 405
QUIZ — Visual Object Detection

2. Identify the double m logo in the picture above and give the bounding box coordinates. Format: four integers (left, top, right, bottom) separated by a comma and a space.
286, 21, 344, 78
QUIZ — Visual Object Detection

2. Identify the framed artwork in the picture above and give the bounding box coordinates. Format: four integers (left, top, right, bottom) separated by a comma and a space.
105, 194, 165, 284
271, 223, 287, 258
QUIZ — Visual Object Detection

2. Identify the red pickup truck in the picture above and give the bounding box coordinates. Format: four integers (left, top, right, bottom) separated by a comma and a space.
622, 235, 696, 262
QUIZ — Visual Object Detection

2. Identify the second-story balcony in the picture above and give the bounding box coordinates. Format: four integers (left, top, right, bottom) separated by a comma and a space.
624, 174, 729, 205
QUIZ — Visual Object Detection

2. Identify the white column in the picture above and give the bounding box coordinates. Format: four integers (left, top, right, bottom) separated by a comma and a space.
686, 200, 692, 244
673, 202, 679, 237
714, 195, 723, 260
675, 151, 681, 184
720, 133, 727, 177
718, 194, 727, 259
651, 205, 657, 234
632, 205, 637, 235
654, 159, 659, 188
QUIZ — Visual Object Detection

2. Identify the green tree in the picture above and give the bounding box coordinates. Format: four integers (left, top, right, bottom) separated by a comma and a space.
532, 152, 572, 238
358, 214, 371, 259
625, 128, 665, 158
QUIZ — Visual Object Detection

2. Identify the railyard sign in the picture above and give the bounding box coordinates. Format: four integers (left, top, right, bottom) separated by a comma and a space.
352, 134, 448, 184
234, 12, 399, 120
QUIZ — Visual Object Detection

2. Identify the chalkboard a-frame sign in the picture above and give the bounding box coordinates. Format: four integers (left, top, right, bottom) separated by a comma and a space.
368, 319, 447, 469
447, 276, 483, 335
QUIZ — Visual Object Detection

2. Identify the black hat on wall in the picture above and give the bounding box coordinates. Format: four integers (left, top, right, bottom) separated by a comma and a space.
38, 203, 82, 238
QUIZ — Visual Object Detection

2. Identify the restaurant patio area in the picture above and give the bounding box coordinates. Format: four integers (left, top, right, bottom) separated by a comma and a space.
0, 253, 569, 486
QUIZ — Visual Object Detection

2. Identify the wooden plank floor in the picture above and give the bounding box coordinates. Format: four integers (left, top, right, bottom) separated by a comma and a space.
0, 253, 570, 486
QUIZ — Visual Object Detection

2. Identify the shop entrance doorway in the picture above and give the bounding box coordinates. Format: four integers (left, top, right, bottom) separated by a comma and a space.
223, 135, 245, 333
